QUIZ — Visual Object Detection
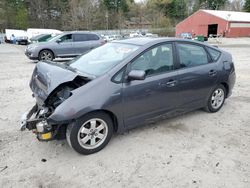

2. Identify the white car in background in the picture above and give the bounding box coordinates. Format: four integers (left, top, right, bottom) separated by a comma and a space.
27, 28, 62, 42
5, 29, 28, 45
103, 35, 122, 42
129, 32, 142, 38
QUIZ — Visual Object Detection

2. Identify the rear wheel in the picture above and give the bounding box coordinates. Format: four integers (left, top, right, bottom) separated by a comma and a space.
66, 112, 113, 155
39, 50, 54, 61
204, 85, 226, 113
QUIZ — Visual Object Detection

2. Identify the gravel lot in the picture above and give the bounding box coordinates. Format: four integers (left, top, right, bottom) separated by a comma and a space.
0, 39, 250, 188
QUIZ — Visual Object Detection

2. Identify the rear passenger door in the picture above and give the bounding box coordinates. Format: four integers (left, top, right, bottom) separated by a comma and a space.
73, 34, 101, 55
87, 34, 103, 49
73, 34, 90, 55
175, 42, 219, 110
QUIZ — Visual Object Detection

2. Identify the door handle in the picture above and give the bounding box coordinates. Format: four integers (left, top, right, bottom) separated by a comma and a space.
166, 80, 177, 87
209, 70, 217, 77
159, 80, 177, 87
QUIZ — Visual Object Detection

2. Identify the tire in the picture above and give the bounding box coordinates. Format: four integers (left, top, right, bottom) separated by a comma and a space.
66, 112, 113, 155
38, 49, 54, 61
204, 85, 226, 113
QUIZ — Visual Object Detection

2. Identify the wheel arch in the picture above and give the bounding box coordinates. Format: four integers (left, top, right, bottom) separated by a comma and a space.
220, 82, 229, 97
83, 109, 119, 133
55, 109, 119, 140
39, 48, 55, 59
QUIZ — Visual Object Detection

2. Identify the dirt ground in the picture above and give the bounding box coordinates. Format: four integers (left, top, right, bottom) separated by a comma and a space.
0, 39, 250, 188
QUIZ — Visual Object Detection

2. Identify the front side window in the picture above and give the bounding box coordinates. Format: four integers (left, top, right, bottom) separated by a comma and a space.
60, 34, 73, 42
131, 43, 174, 76
177, 43, 208, 68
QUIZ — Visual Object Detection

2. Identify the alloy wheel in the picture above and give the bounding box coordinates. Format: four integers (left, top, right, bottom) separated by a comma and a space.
211, 88, 225, 109
40, 51, 53, 61
77, 118, 108, 149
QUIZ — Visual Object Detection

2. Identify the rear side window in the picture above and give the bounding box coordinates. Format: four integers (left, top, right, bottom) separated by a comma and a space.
177, 43, 208, 68
87, 34, 99, 41
74, 34, 87, 42
207, 47, 221, 61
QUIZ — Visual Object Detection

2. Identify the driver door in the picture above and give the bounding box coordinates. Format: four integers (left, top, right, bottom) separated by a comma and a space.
54, 34, 75, 56
122, 43, 180, 128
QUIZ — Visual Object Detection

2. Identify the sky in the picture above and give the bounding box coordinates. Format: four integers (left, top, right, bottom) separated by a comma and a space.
134, 0, 145, 3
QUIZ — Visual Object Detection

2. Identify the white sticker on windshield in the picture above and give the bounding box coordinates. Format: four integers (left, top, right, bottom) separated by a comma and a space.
116, 47, 133, 54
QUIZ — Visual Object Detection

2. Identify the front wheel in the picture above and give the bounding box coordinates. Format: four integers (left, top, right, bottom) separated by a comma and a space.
204, 85, 226, 113
38, 49, 54, 61
66, 112, 113, 155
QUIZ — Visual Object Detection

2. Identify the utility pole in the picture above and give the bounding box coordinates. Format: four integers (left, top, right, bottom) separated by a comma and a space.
105, 11, 109, 34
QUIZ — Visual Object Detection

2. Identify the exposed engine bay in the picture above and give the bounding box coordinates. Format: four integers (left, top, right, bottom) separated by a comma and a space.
46, 76, 87, 110
21, 72, 89, 141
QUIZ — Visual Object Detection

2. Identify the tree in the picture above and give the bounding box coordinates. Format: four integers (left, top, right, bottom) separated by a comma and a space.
147, 0, 187, 25
102, 0, 130, 29
26, 0, 68, 29
103, 0, 129, 13
244, 0, 250, 12
14, 4, 28, 29
194, 0, 228, 11
0, 0, 28, 30
165, 0, 187, 22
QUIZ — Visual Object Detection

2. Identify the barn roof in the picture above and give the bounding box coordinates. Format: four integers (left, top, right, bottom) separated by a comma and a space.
202, 10, 250, 22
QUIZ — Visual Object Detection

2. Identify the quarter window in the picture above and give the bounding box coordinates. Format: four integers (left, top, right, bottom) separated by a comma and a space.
177, 43, 208, 68
87, 34, 99, 41
207, 47, 221, 61
131, 44, 174, 76
112, 67, 126, 83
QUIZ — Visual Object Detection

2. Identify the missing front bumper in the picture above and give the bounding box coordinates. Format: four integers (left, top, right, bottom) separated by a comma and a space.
20, 105, 67, 141
20, 105, 54, 141
20, 105, 39, 131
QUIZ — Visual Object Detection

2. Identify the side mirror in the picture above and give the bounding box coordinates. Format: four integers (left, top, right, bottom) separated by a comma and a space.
127, 70, 146, 81
56, 38, 62, 43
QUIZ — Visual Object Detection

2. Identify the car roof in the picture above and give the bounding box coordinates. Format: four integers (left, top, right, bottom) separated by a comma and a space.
112, 37, 217, 49
112, 37, 161, 46
62, 31, 98, 35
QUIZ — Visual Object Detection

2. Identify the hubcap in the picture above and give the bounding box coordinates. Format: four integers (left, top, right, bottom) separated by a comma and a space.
211, 88, 224, 109
41, 51, 53, 60
77, 118, 108, 149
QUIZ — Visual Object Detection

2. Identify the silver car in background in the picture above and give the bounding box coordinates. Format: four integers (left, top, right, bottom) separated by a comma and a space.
25, 31, 105, 61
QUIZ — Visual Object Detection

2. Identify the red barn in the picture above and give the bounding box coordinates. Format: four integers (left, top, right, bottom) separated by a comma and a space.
176, 10, 250, 38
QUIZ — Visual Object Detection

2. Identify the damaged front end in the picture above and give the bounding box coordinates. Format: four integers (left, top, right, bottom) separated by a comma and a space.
20, 61, 90, 141
20, 104, 55, 141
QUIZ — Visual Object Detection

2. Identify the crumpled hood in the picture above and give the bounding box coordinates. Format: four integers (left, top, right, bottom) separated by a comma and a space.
30, 61, 78, 105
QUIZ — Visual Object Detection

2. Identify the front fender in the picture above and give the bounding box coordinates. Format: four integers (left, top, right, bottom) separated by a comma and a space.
47, 77, 124, 131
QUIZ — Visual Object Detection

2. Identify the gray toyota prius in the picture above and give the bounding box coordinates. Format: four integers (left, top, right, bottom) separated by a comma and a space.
21, 38, 236, 154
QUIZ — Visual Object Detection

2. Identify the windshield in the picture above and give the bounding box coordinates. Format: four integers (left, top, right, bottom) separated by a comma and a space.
69, 43, 139, 76
47, 34, 63, 42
